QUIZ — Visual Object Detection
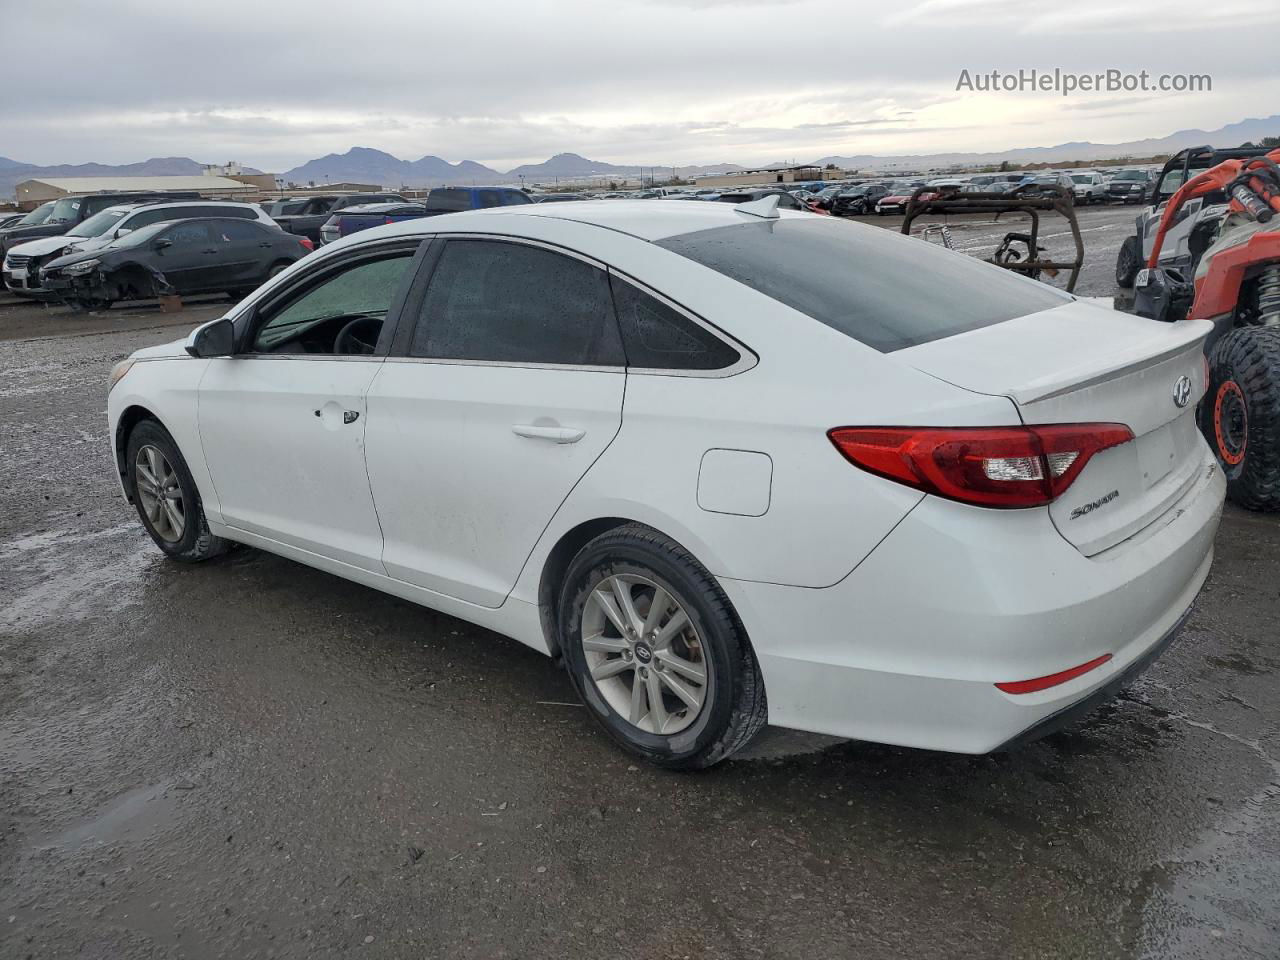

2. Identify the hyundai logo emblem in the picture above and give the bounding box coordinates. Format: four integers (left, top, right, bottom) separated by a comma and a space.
1172, 375, 1193, 409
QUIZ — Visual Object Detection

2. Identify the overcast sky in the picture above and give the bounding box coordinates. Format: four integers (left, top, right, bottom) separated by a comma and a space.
2, 0, 1278, 172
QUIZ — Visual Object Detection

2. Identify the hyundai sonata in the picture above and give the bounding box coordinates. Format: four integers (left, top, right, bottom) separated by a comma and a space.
107, 197, 1223, 768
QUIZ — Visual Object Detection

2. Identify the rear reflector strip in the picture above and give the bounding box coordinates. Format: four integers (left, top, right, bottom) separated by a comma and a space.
995, 654, 1113, 694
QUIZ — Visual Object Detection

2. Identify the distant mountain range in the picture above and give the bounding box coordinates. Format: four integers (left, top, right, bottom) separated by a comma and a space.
3, 114, 1277, 199
815, 115, 1280, 171
281, 147, 505, 188
280, 149, 744, 187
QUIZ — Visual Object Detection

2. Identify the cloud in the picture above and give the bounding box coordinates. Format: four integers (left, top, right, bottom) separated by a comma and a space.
0, 0, 1276, 171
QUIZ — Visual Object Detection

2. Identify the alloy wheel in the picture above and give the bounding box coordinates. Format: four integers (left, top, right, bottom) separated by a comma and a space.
134, 444, 186, 542
580, 574, 711, 735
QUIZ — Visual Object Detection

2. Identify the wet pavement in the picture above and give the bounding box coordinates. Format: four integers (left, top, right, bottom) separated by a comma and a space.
2, 208, 1279, 959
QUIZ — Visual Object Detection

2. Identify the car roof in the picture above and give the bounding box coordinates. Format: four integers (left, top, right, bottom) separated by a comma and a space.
366, 198, 810, 243
431, 185, 522, 191
342, 201, 425, 212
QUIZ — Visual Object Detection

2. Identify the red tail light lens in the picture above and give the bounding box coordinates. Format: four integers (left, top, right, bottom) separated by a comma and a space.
828, 424, 1134, 508
996, 654, 1112, 694
299, 237, 315, 252
384, 216, 396, 224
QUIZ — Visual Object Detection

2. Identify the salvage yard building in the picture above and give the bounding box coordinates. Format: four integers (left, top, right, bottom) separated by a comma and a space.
13, 175, 259, 210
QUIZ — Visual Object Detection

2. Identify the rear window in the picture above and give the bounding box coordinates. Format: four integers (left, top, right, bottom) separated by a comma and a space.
425, 189, 473, 213
656, 219, 1071, 352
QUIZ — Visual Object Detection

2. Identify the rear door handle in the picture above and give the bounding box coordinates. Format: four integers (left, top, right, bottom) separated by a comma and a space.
512, 424, 584, 444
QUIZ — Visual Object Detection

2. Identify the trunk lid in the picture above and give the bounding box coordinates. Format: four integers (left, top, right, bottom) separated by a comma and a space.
894, 300, 1213, 555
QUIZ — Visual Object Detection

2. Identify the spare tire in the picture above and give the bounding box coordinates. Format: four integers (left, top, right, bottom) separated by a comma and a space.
1203, 326, 1280, 511
1116, 235, 1141, 288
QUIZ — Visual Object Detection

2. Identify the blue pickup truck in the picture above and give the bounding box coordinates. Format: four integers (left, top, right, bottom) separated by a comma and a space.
318, 187, 532, 244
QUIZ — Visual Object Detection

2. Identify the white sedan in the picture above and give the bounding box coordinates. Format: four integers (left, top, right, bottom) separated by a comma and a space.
107, 197, 1224, 768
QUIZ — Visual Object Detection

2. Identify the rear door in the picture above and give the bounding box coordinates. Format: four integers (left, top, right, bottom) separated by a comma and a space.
205, 220, 270, 287
364, 236, 627, 607
895, 300, 1214, 555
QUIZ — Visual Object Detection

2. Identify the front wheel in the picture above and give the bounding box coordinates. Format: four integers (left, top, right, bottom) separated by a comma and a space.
1203, 327, 1280, 511
559, 524, 767, 769
126, 420, 231, 560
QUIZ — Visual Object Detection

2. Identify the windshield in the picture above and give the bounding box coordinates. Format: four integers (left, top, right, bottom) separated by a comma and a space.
66, 208, 130, 238
657, 219, 1070, 352
47, 196, 85, 224
1071, 175, 1092, 184
17, 203, 56, 226
1113, 170, 1146, 181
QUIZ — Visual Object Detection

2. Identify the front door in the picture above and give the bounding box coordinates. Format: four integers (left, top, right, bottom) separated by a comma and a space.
150, 221, 214, 293
364, 237, 627, 607
197, 245, 422, 572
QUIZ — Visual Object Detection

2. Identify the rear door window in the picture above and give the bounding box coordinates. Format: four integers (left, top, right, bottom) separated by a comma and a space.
424, 189, 472, 212
410, 239, 624, 366
211, 220, 264, 245
657, 219, 1071, 352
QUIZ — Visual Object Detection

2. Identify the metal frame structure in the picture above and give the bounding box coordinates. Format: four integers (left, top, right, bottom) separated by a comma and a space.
899, 186, 1085, 293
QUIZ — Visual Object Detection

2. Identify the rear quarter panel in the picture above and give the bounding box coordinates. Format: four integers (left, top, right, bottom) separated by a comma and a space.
489, 215, 1024, 597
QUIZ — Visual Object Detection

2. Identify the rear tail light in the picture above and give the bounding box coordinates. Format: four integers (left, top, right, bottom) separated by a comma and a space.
299, 237, 315, 252
827, 424, 1134, 508
384, 216, 396, 224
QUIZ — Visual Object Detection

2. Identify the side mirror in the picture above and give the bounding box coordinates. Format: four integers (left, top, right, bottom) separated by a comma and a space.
153, 237, 173, 251
115, 227, 132, 238
185, 317, 235, 358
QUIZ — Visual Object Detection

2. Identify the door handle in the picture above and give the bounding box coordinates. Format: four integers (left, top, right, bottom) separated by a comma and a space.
512, 424, 584, 444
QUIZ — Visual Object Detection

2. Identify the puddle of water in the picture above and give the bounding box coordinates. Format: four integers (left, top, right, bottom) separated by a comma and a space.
1137, 719, 1280, 957
39, 781, 183, 850
1, 522, 137, 557
0, 522, 160, 629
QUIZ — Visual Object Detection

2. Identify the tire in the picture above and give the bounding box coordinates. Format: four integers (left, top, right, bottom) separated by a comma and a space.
268, 260, 292, 279
1202, 327, 1280, 511
1116, 235, 1141, 288
125, 420, 231, 561
558, 524, 767, 769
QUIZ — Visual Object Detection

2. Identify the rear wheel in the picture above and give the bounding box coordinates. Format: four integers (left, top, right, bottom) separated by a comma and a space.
558, 524, 767, 769
126, 420, 231, 560
1203, 327, 1280, 511
1116, 235, 1141, 288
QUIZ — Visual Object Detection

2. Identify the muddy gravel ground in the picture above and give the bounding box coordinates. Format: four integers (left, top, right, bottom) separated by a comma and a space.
2, 207, 1279, 959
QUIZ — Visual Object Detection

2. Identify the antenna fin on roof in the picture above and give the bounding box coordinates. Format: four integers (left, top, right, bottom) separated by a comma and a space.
734, 195, 780, 219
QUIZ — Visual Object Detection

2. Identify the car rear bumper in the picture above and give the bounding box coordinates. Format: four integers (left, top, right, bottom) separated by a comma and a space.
718, 454, 1223, 753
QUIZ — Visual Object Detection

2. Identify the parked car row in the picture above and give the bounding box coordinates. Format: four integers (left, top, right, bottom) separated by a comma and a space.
2, 195, 313, 309
517, 165, 1163, 214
